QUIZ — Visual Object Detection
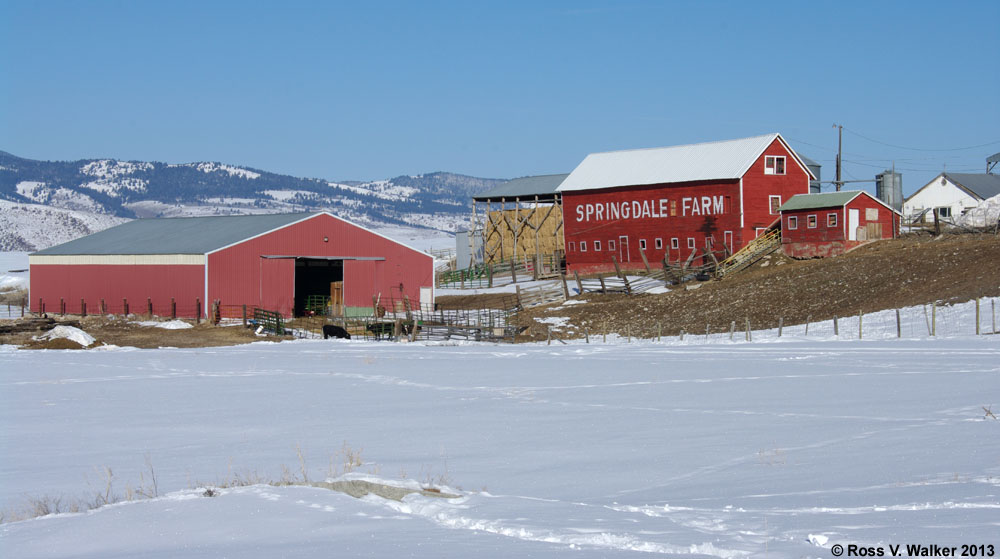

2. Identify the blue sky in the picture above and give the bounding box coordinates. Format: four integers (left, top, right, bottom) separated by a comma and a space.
2, 1, 997, 195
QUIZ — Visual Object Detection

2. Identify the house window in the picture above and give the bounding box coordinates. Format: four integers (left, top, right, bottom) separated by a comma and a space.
639, 239, 647, 250
687, 238, 696, 249
609, 239, 616, 251
807, 214, 817, 228
827, 213, 837, 227
569, 241, 576, 252
655, 238, 663, 250
769, 195, 782, 214
594, 240, 602, 251
765, 156, 786, 175
580, 241, 587, 252
936, 207, 951, 218
788, 216, 798, 230
671, 238, 679, 249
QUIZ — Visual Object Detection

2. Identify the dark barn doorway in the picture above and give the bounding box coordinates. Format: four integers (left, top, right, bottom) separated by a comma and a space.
294, 258, 343, 316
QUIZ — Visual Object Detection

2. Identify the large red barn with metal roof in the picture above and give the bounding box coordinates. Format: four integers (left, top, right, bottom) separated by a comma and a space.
29, 212, 434, 318
557, 133, 815, 274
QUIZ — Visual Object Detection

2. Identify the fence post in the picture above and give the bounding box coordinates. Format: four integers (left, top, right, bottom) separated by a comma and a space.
515, 285, 523, 309
123, 298, 129, 317
560, 273, 569, 300
679, 328, 684, 341
993, 300, 997, 334
21, 296, 25, 317
598, 276, 607, 294
60, 298, 65, 316
584, 327, 589, 344
603, 322, 607, 344
805, 315, 811, 335
833, 315, 838, 336
81, 299, 87, 318
574, 270, 583, 295
488, 264, 494, 288
975, 298, 980, 336
100, 298, 106, 315
858, 310, 863, 339
195, 298, 201, 324
896, 309, 901, 338
39, 298, 45, 315
931, 303, 936, 337
547, 326, 551, 346
510, 258, 517, 283
729, 321, 735, 341
778, 317, 783, 337
172, 298, 177, 319
627, 324, 631, 343
705, 323, 710, 340
242, 304, 247, 327
147, 297, 153, 319
657, 321, 662, 342
745, 317, 751, 342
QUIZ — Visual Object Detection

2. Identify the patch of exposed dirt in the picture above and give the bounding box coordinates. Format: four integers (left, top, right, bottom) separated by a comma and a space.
435, 292, 519, 311
0, 316, 286, 349
511, 233, 1000, 341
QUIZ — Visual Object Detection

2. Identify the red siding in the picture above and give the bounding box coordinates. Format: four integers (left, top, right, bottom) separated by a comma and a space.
208, 213, 433, 316
782, 192, 900, 258
30, 264, 204, 316
562, 137, 811, 274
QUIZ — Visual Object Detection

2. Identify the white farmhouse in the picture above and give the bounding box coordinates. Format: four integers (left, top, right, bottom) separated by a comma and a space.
903, 172, 1000, 224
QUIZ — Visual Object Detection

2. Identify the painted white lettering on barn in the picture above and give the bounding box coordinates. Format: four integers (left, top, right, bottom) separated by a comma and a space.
574, 196, 725, 222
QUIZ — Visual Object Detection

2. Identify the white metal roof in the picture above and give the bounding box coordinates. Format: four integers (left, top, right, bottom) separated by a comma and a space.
557, 133, 813, 192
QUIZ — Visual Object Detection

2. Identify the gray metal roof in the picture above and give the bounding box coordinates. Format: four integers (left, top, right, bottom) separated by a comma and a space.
33, 212, 316, 255
945, 173, 1000, 200
779, 191, 862, 212
473, 174, 569, 202
558, 133, 816, 192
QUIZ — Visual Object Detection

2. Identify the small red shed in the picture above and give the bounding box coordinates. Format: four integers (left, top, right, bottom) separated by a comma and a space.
778, 191, 901, 258
29, 212, 434, 318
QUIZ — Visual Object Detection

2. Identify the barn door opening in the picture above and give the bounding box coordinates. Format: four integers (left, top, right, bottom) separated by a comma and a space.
294, 258, 343, 316
848, 209, 860, 241
618, 236, 630, 262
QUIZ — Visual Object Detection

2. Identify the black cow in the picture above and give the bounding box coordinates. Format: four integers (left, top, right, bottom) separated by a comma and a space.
323, 325, 351, 339
366, 322, 395, 340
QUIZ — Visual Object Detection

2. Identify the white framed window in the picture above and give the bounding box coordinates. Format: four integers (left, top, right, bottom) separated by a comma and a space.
769, 195, 782, 214
594, 240, 602, 251
580, 241, 587, 252
827, 213, 838, 227
655, 238, 663, 250
807, 214, 817, 228
569, 241, 576, 252
639, 239, 647, 250
936, 207, 951, 218
764, 156, 786, 175
671, 238, 679, 249
787, 216, 798, 230
609, 239, 616, 251
687, 238, 696, 249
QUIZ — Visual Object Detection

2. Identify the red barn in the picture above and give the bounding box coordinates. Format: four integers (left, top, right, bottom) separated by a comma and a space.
557, 133, 814, 273
29, 212, 434, 318
779, 191, 901, 258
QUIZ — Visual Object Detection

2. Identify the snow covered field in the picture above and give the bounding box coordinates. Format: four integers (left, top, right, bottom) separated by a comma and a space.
1, 334, 998, 558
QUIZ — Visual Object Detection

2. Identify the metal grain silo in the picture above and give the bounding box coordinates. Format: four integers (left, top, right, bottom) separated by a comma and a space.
876, 170, 903, 212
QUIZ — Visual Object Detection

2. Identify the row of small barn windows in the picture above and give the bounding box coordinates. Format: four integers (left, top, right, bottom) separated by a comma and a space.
569, 237, 703, 253
787, 213, 838, 230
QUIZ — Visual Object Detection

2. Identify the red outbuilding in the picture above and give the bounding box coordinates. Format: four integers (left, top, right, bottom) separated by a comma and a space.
557, 133, 815, 274
29, 212, 434, 318
778, 191, 902, 258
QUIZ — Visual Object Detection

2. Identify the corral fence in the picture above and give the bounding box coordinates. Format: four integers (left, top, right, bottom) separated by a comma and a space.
290, 304, 519, 343
438, 253, 563, 289
28, 296, 209, 322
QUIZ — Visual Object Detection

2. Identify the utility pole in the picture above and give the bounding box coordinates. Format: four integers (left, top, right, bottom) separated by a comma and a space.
833, 124, 843, 191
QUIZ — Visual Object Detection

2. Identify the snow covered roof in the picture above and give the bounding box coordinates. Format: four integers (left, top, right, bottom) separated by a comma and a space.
474, 174, 568, 202
32, 212, 315, 255
557, 133, 815, 192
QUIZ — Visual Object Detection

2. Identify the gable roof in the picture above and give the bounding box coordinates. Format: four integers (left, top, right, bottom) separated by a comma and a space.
779, 190, 902, 215
473, 173, 568, 202
557, 133, 816, 193
32, 212, 317, 256
945, 173, 1000, 200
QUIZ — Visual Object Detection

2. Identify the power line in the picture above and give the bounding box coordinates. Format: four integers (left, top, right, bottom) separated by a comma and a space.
843, 127, 1000, 152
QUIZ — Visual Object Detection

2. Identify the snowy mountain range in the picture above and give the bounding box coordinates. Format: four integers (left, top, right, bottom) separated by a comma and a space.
0, 151, 505, 251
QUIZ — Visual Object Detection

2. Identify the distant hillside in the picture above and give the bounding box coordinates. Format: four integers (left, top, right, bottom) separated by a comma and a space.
0, 151, 505, 250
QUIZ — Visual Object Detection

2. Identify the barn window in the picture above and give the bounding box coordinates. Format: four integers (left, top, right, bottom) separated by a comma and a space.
655, 238, 663, 250
671, 238, 679, 249
788, 216, 798, 230
687, 238, 696, 249
569, 241, 576, 252
866, 208, 878, 221
609, 239, 616, 251
594, 240, 602, 251
807, 214, 817, 228
670, 200, 677, 216
769, 195, 782, 214
580, 241, 587, 252
765, 156, 786, 175
639, 239, 647, 250
827, 213, 838, 227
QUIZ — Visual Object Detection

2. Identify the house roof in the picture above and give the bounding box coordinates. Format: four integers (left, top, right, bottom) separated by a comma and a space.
779, 191, 902, 214
473, 174, 568, 202
557, 133, 816, 193
944, 173, 1000, 200
32, 212, 316, 256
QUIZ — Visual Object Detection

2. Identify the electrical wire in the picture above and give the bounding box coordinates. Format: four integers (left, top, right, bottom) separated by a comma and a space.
843, 127, 1000, 152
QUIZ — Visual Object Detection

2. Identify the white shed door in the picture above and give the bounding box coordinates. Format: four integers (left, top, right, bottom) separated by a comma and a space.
420, 286, 433, 311
848, 209, 860, 241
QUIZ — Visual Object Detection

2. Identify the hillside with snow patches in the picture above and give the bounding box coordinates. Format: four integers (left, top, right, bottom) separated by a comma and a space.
0, 151, 503, 250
